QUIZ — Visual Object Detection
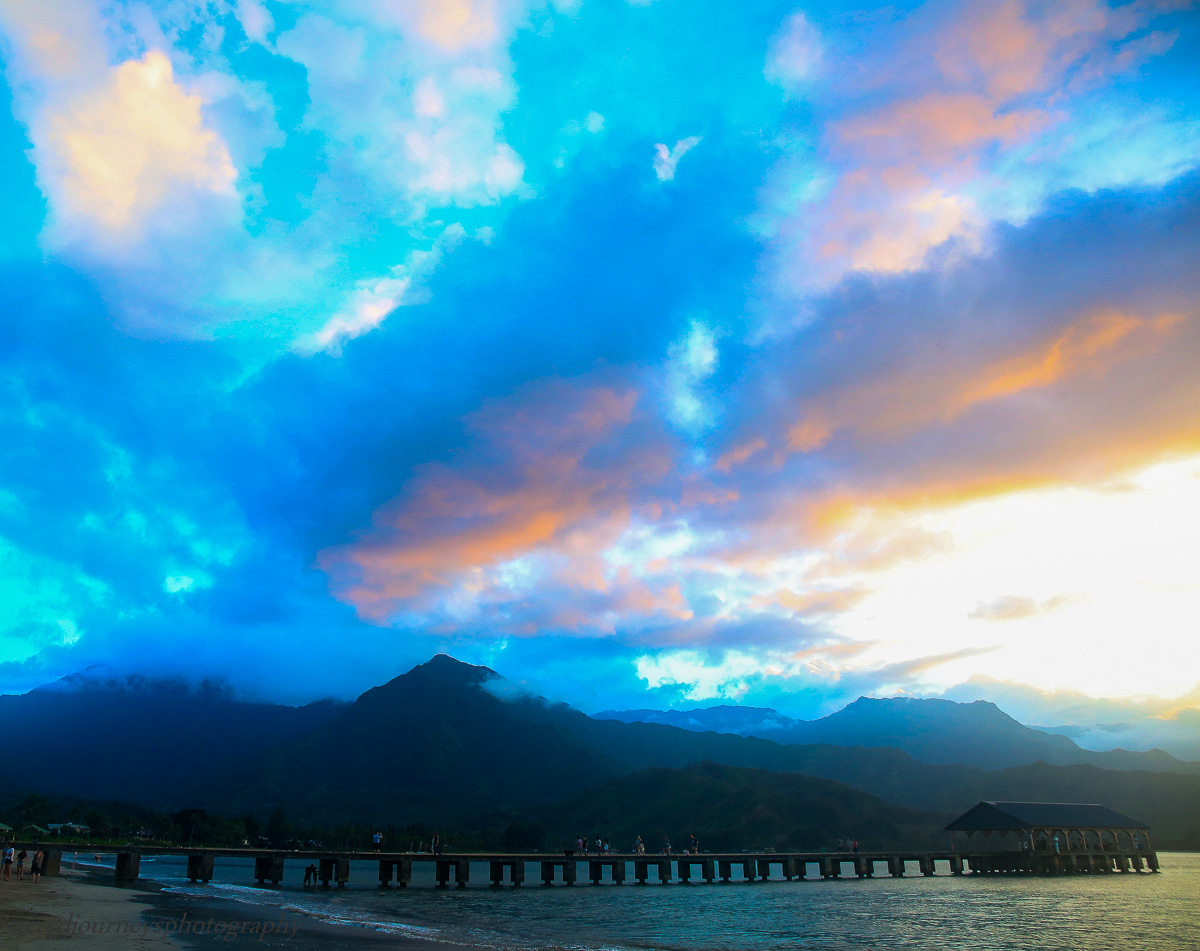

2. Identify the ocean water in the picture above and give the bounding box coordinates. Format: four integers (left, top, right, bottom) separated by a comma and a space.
80, 852, 1200, 951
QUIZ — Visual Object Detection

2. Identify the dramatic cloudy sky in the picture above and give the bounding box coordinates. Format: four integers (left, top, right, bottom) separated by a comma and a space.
1, 0, 1198, 738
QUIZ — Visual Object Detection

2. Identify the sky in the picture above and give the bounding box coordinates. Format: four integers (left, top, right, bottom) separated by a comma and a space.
1, 0, 1199, 742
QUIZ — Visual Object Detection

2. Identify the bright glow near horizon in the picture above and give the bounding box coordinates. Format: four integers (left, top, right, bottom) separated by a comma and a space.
826, 455, 1200, 699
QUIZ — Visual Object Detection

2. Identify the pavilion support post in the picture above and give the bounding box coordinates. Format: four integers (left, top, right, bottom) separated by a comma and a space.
188, 853, 214, 883
41, 849, 62, 877
115, 852, 140, 884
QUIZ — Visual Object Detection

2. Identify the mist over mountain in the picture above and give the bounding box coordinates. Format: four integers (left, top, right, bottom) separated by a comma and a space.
596, 698, 1200, 774
3, 655, 1199, 848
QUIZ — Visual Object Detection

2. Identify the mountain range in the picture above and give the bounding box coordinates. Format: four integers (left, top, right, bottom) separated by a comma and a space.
2, 655, 1198, 849
595, 699, 1199, 773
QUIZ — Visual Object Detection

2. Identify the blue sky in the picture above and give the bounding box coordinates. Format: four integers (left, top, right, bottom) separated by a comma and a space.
1, 0, 1199, 734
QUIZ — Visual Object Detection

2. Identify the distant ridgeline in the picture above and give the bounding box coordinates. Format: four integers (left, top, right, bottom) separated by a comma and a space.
1, 655, 1198, 851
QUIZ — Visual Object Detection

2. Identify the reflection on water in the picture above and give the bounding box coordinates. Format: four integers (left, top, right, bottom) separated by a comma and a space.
105, 852, 1200, 951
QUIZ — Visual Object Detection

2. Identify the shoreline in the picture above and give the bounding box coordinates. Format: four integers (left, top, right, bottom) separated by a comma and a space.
0, 868, 483, 951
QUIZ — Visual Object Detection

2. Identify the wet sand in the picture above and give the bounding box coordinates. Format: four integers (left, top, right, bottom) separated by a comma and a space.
0, 869, 481, 951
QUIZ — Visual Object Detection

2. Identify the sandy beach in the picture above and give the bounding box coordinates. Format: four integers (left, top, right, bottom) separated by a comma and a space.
0, 869, 480, 951
0, 869, 181, 950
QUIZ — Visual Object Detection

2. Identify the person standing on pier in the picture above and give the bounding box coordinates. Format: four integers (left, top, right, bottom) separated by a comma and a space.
687, 834, 698, 854
852, 839, 859, 854
635, 835, 645, 855
372, 831, 383, 853
432, 831, 442, 855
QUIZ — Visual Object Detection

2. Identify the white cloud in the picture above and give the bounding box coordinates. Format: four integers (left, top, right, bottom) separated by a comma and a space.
765, 11, 823, 91
666, 320, 719, 429
636, 650, 764, 701
234, 0, 273, 44
302, 224, 470, 353
277, 4, 527, 209
653, 135, 702, 182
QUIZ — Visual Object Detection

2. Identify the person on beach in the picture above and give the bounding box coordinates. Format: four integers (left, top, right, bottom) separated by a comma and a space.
16, 849, 26, 880
31, 848, 44, 884
2, 844, 13, 881
372, 831, 383, 853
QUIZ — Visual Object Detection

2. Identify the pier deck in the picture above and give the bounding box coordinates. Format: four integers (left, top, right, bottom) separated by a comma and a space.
10, 843, 1159, 887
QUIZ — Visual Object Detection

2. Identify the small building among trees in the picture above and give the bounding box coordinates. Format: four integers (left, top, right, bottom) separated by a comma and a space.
946, 801, 1157, 873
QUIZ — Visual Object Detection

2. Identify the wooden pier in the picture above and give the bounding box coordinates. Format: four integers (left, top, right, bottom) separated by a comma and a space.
8, 842, 1158, 888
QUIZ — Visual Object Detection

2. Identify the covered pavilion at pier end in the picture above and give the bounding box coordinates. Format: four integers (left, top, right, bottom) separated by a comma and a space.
946, 801, 1157, 873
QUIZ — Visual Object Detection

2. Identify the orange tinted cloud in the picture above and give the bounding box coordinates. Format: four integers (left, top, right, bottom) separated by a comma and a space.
786, 309, 1188, 453
714, 437, 766, 473
794, 0, 1182, 282
755, 586, 870, 616
835, 92, 1044, 164
319, 379, 682, 625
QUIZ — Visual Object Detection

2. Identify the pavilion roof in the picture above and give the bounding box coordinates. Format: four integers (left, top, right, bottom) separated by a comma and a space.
945, 801, 1149, 832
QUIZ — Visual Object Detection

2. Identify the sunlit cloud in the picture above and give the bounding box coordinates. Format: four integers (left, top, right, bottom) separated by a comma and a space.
43, 50, 237, 237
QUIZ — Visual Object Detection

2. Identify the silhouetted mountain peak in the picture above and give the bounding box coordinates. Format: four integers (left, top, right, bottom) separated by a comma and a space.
835, 696, 1017, 724
413, 653, 498, 683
